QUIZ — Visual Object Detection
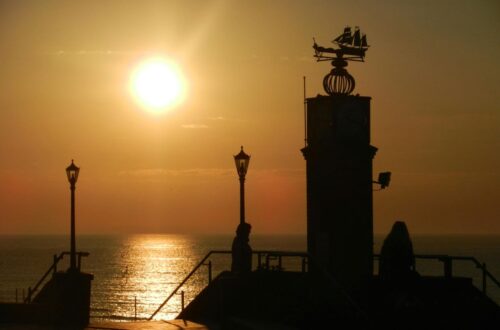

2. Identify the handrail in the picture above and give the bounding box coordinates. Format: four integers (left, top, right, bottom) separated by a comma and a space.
373, 254, 500, 293
149, 250, 308, 320
148, 251, 499, 322
148, 250, 231, 320
25, 251, 89, 303
148, 250, 367, 322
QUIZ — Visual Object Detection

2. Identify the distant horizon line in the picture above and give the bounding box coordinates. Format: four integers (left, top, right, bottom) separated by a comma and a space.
1, 232, 500, 237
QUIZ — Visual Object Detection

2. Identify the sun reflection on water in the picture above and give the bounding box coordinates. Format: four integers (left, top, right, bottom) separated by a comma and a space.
90, 234, 207, 321
0, 234, 307, 321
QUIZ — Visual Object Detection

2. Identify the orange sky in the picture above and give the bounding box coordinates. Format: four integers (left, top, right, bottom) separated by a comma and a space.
0, 0, 499, 235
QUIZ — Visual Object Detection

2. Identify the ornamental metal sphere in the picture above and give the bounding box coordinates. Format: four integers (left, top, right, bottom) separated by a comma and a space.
323, 69, 355, 96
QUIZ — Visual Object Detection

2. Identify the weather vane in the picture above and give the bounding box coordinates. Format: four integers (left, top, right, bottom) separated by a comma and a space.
313, 26, 369, 96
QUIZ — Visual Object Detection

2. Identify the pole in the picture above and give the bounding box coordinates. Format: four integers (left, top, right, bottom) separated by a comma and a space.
239, 176, 245, 224
70, 182, 76, 270
303, 76, 307, 147
482, 263, 487, 294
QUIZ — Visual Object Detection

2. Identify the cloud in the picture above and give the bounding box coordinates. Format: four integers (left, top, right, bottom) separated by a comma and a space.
118, 168, 304, 178
207, 116, 245, 122
181, 124, 209, 129
45, 50, 151, 56
119, 168, 233, 177
259, 168, 305, 177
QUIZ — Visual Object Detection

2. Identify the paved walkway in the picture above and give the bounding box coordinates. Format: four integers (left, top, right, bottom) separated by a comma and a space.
88, 320, 210, 330
0, 320, 212, 330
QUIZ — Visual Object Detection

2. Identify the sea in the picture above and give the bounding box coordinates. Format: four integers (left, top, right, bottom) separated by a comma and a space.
0, 234, 499, 321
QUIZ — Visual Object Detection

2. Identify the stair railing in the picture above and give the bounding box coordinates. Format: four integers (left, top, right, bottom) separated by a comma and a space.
151, 250, 500, 322
148, 250, 364, 321
373, 254, 500, 294
148, 250, 230, 320
24, 251, 89, 303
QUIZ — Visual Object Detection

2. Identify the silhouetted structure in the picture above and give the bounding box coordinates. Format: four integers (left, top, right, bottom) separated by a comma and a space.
313, 26, 369, 95
173, 26, 500, 330
0, 162, 93, 326
300, 26, 378, 290
302, 97, 376, 289
66, 159, 80, 271
232, 147, 253, 274
234, 146, 250, 225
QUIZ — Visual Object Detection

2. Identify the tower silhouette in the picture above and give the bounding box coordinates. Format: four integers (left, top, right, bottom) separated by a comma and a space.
303, 27, 377, 288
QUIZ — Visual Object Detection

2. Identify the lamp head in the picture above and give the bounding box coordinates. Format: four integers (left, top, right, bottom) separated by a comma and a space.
66, 160, 80, 185
234, 146, 250, 178
378, 171, 391, 189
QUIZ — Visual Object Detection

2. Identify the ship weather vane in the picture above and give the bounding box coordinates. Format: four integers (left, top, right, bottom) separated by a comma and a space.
313, 26, 369, 96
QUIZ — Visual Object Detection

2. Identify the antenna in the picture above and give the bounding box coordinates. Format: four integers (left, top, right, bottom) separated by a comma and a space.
303, 76, 307, 147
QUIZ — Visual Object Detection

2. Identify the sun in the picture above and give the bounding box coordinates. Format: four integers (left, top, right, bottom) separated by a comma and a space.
130, 58, 186, 113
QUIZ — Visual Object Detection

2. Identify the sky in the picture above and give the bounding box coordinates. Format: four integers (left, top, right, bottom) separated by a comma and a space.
0, 0, 499, 235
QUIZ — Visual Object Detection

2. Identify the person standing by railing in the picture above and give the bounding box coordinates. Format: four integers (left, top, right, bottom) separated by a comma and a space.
379, 221, 418, 282
231, 222, 252, 274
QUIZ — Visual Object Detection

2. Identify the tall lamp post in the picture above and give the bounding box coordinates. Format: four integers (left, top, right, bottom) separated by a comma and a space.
234, 146, 250, 225
66, 160, 80, 271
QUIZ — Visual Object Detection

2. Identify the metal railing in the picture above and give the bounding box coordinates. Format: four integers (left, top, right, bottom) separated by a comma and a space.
148, 250, 311, 320
148, 250, 229, 320
24, 251, 89, 303
373, 254, 500, 294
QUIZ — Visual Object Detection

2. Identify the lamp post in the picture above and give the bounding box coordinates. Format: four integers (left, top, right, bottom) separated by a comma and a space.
66, 160, 80, 271
234, 146, 250, 225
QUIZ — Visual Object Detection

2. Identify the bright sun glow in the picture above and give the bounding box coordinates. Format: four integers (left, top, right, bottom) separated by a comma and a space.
130, 58, 186, 113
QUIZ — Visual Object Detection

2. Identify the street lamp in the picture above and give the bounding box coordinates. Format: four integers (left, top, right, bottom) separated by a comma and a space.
234, 146, 250, 225
66, 160, 80, 271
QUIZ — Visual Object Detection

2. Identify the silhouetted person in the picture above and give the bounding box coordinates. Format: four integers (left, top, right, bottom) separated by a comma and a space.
379, 221, 417, 282
231, 222, 252, 274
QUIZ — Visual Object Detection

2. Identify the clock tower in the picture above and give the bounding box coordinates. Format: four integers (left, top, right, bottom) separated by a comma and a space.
302, 27, 377, 289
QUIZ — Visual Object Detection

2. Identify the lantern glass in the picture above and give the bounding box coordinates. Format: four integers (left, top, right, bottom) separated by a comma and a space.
66, 160, 80, 184
234, 146, 250, 178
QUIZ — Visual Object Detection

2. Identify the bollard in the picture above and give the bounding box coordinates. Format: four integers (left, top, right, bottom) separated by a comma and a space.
181, 291, 185, 311
208, 261, 212, 283
482, 263, 487, 294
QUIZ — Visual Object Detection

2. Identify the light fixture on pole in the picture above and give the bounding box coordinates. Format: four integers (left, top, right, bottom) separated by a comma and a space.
66, 160, 80, 271
373, 171, 391, 190
234, 146, 250, 225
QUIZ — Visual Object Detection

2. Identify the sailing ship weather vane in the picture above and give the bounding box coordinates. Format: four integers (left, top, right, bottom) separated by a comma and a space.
313, 26, 369, 96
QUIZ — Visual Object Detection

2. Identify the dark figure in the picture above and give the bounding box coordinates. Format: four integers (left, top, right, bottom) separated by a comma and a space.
379, 221, 417, 282
231, 222, 252, 274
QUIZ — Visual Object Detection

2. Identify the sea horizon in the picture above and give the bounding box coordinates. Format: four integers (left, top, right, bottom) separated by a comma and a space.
1, 234, 499, 321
